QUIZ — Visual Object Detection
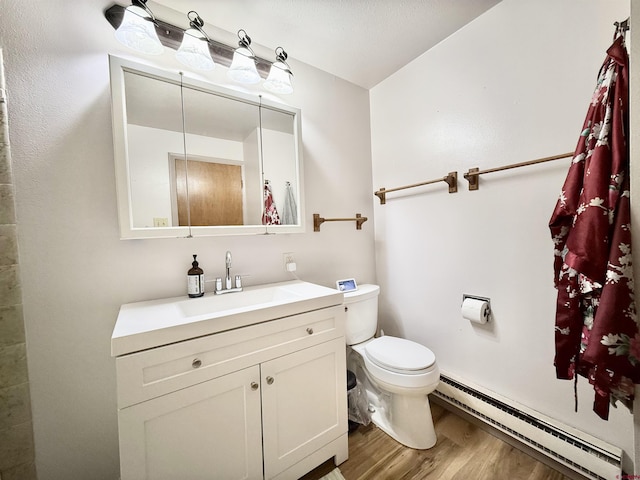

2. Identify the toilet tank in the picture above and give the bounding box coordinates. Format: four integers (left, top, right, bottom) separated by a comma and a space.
343, 284, 380, 345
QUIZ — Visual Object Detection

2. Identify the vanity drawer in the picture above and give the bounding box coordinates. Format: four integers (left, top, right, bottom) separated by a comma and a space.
116, 305, 345, 408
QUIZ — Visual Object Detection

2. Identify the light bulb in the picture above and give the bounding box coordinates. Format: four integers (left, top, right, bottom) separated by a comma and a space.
176, 29, 215, 71
264, 61, 293, 94
114, 5, 163, 55
228, 47, 260, 84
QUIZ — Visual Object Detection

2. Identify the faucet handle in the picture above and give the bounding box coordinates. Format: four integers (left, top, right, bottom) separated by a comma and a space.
215, 277, 223, 292
235, 275, 242, 289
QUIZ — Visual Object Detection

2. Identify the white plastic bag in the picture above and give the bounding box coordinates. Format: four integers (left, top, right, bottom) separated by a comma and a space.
348, 379, 371, 426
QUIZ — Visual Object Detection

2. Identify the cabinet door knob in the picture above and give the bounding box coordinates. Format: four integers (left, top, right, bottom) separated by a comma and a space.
266, 376, 274, 385
251, 382, 259, 390
192, 358, 202, 369
306, 327, 313, 335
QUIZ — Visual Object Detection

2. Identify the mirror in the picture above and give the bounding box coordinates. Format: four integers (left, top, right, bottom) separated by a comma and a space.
109, 56, 304, 238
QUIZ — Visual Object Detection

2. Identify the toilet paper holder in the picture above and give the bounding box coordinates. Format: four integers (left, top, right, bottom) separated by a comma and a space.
462, 294, 492, 320
462, 294, 490, 304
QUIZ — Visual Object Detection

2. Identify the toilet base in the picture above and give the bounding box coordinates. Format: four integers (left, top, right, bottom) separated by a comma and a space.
347, 345, 438, 450
368, 391, 437, 450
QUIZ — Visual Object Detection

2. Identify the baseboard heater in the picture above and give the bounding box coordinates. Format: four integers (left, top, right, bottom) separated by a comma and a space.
432, 373, 622, 480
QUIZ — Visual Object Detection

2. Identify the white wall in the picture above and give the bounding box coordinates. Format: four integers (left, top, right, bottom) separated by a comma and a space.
370, 0, 634, 472
244, 128, 262, 224
262, 128, 298, 220
0, 1, 375, 478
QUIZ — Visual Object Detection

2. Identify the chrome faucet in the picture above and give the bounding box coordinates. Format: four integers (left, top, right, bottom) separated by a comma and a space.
216, 250, 243, 295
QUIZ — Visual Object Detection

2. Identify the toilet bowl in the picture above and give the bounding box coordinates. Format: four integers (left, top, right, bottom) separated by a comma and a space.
343, 285, 440, 449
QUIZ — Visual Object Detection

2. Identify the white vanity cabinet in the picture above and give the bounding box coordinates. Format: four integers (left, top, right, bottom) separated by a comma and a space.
119, 365, 264, 479
260, 338, 346, 479
113, 300, 348, 480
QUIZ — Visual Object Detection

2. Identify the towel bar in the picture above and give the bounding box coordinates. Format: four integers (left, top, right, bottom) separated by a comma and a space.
463, 152, 572, 190
313, 213, 367, 232
374, 172, 457, 204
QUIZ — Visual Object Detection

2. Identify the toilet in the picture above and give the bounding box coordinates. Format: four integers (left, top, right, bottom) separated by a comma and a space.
344, 284, 440, 449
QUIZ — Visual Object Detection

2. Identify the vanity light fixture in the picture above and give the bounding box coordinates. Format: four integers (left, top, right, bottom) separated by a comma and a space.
227, 30, 261, 84
176, 11, 215, 71
114, 0, 164, 55
104, 3, 295, 93
263, 47, 293, 94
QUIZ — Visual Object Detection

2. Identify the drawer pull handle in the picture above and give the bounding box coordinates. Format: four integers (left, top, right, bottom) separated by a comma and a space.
266, 376, 274, 385
251, 382, 259, 390
192, 358, 202, 369
306, 327, 313, 335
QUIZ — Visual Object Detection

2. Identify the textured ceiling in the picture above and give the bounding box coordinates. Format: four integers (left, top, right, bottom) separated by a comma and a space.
151, 0, 502, 89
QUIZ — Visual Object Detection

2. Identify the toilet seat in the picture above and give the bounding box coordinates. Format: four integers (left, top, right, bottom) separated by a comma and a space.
350, 336, 440, 391
365, 336, 436, 375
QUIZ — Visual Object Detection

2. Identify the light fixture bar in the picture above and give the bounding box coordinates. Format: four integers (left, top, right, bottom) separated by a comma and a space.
104, 4, 273, 78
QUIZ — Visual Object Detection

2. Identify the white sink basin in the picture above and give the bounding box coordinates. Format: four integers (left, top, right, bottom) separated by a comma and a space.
176, 282, 309, 318
111, 280, 343, 356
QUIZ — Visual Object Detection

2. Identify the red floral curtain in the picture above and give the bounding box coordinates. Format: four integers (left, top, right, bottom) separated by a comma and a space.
262, 181, 281, 225
549, 33, 636, 420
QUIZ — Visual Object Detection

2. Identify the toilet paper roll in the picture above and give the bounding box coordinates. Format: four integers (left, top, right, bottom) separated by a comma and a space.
462, 298, 490, 324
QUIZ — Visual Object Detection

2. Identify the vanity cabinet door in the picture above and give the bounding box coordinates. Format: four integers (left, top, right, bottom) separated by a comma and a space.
261, 338, 348, 479
118, 365, 263, 480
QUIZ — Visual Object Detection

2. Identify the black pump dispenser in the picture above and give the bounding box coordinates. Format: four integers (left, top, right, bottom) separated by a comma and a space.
187, 254, 204, 298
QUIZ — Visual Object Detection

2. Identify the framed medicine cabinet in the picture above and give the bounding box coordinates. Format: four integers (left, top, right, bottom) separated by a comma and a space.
109, 56, 304, 239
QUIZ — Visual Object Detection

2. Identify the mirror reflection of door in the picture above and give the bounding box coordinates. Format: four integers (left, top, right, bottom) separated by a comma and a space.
180, 84, 262, 227
173, 158, 244, 226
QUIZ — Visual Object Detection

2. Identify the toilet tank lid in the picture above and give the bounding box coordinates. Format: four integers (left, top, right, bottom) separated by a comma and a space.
365, 336, 436, 372
342, 284, 380, 304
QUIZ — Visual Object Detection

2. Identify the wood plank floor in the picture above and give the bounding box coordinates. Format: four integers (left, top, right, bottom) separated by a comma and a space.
301, 400, 573, 480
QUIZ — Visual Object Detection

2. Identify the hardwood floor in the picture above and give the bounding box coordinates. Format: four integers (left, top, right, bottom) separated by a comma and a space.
301, 400, 573, 480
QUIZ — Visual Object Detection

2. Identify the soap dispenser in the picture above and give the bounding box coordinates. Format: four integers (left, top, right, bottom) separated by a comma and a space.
187, 254, 204, 298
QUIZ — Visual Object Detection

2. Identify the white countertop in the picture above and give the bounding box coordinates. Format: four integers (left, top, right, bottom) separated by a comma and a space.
111, 280, 343, 356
